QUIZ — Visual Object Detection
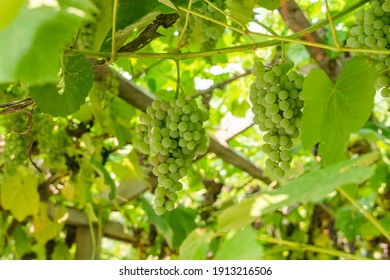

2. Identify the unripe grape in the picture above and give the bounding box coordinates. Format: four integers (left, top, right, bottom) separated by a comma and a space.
155, 206, 166, 216
165, 201, 175, 211
154, 196, 165, 207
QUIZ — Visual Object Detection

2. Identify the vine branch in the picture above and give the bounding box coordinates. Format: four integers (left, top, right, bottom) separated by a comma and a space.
258, 236, 369, 260
67, 0, 370, 61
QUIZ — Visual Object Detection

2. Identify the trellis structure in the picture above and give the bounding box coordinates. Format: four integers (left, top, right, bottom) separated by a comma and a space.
62, 65, 274, 259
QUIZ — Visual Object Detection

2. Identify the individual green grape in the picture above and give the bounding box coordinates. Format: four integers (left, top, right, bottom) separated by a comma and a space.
376, 75, 390, 88
273, 167, 285, 178
279, 161, 291, 171
381, 87, 390, 97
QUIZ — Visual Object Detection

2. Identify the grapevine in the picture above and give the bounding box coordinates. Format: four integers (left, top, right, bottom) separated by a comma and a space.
347, 0, 390, 97
134, 98, 208, 215
250, 60, 304, 178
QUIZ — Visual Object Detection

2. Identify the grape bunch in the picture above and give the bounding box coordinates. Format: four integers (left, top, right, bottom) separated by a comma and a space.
1, 133, 28, 176
32, 113, 70, 171
346, 0, 390, 97
76, 1, 102, 51
249, 60, 304, 178
193, 0, 226, 41
134, 98, 208, 215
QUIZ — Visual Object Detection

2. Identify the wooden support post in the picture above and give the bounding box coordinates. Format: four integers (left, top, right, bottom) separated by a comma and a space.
75, 226, 100, 260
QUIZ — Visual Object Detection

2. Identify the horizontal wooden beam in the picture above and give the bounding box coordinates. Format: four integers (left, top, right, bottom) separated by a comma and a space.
50, 207, 136, 243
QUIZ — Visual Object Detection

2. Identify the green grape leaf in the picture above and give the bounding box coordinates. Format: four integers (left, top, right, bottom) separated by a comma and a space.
157, 0, 177, 10
164, 207, 197, 249
214, 226, 263, 259
30, 55, 94, 117
109, 96, 134, 147
0, 3, 82, 84
218, 153, 378, 232
52, 242, 72, 260
259, 0, 282, 10
300, 56, 377, 165
226, 0, 257, 23
101, 0, 176, 51
179, 228, 214, 260
32, 203, 66, 244
13, 225, 32, 259
0, 0, 25, 31
1, 166, 39, 222
141, 198, 175, 248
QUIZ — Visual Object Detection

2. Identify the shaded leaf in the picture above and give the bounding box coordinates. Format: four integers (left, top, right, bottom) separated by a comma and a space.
30, 55, 94, 117
218, 153, 378, 232
13, 225, 31, 259
32, 203, 66, 244
214, 226, 263, 259
142, 198, 175, 248
164, 207, 197, 249
179, 228, 214, 260
259, 0, 282, 10
301, 57, 377, 165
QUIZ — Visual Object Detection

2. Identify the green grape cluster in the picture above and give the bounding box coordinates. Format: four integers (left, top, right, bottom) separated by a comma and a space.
249, 60, 304, 178
346, 0, 390, 97
32, 113, 70, 171
76, 3, 101, 51
193, 0, 226, 41
134, 98, 208, 215
1, 133, 28, 175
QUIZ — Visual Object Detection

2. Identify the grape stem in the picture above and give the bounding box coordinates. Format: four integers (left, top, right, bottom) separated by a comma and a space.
109, 0, 119, 64
325, 0, 341, 49
258, 236, 370, 260
176, 0, 193, 51
175, 60, 181, 98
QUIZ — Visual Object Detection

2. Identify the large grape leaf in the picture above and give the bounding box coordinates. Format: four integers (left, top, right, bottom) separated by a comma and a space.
218, 153, 378, 232
300, 56, 377, 165
100, 0, 176, 51
30, 55, 94, 117
227, 0, 257, 23
0, 166, 39, 222
0, 0, 25, 31
0, 3, 82, 84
